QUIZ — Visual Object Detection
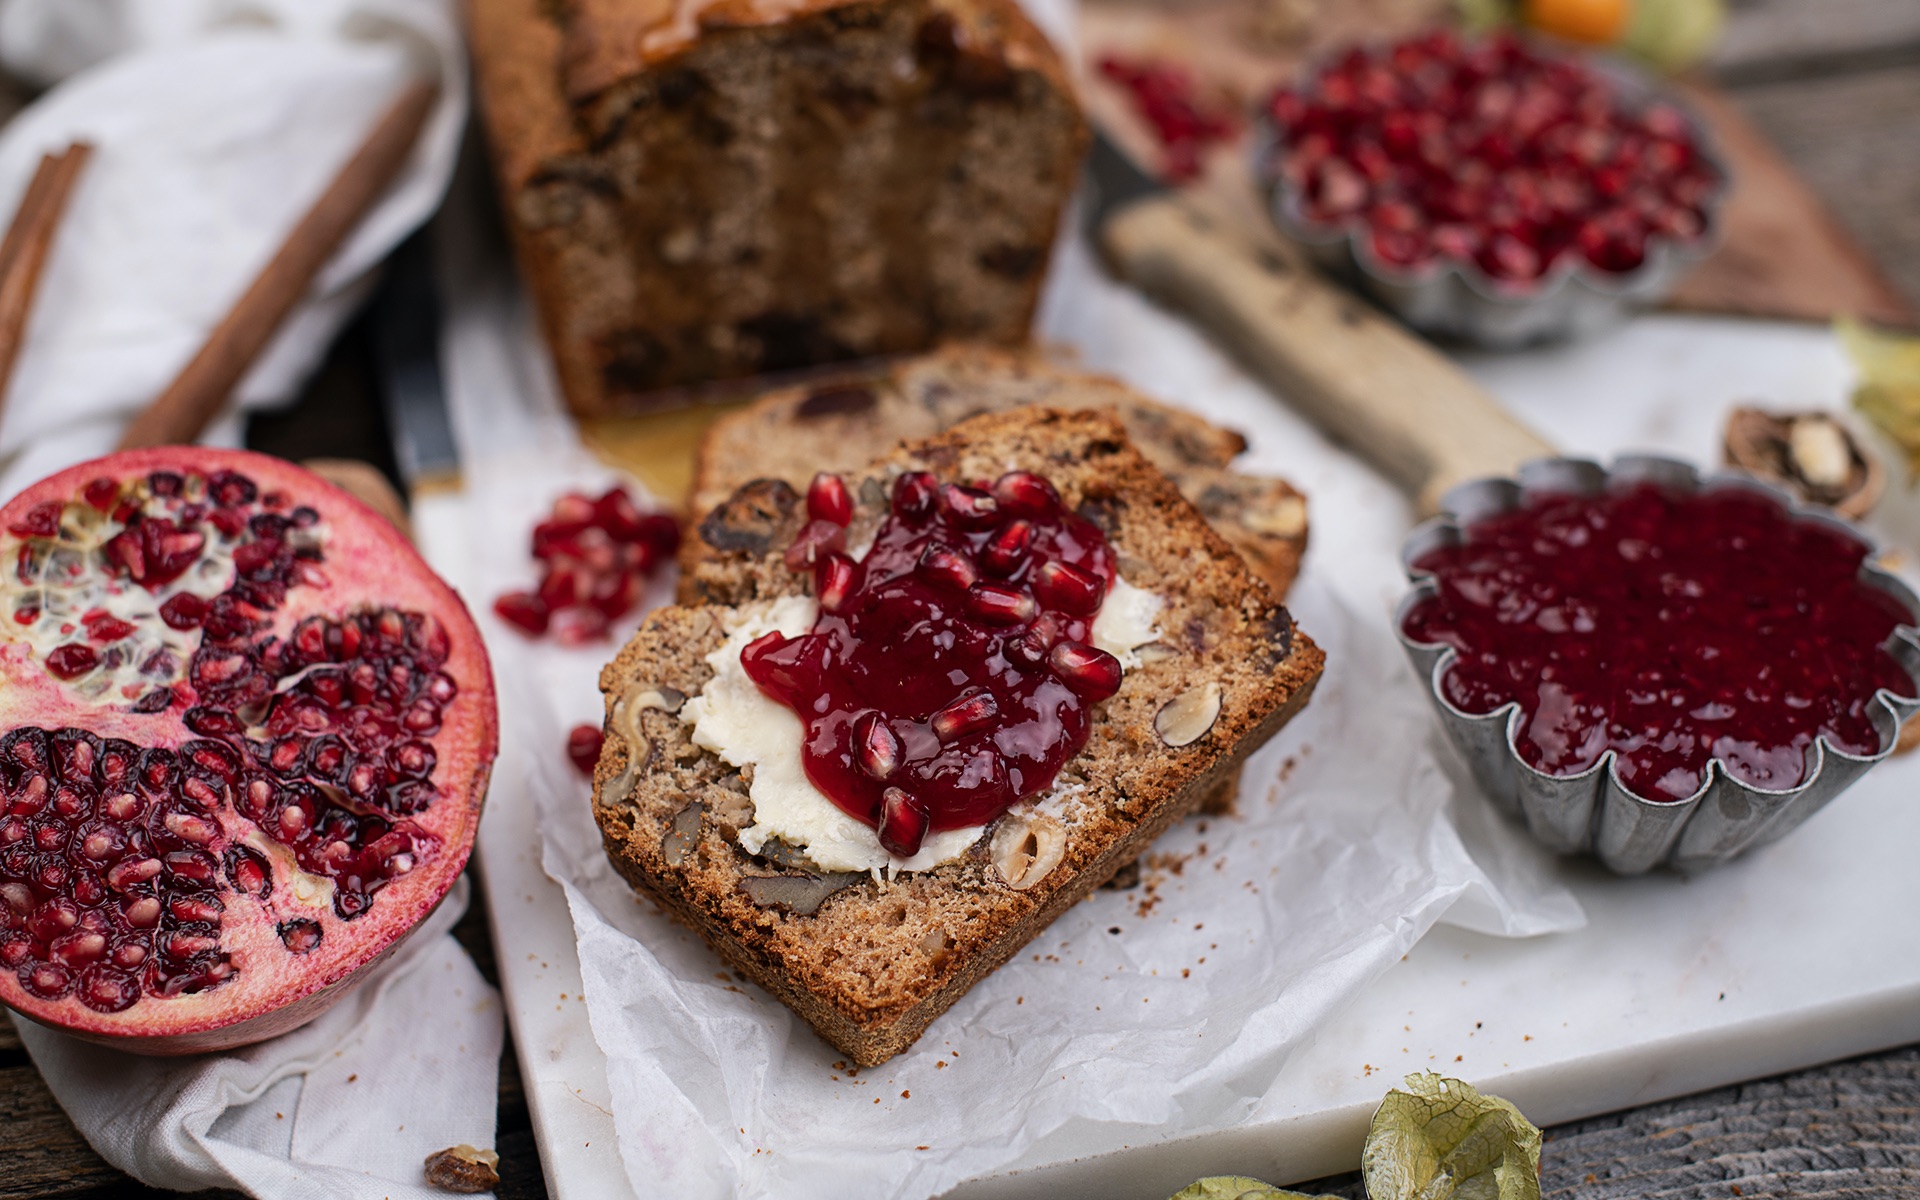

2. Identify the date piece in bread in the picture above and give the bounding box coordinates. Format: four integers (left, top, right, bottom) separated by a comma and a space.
465, 0, 1086, 416
592, 408, 1324, 1065
684, 345, 1309, 603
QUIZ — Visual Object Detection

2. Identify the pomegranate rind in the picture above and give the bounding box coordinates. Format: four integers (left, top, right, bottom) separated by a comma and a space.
0, 447, 496, 1053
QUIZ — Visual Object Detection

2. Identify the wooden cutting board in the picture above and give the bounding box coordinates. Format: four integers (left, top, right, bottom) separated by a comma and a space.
1077, 0, 1917, 328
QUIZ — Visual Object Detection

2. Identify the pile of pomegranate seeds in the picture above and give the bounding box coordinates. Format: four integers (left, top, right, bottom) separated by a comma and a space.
493, 487, 678, 645
1097, 54, 1239, 182
743, 470, 1123, 860
1264, 30, 1722, 285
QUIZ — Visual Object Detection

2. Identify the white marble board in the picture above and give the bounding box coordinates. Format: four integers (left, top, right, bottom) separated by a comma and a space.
427, 310, 1920, 1197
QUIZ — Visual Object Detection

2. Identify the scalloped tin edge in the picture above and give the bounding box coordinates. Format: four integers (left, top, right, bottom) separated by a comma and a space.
1254, 43, 1732, 350
1394, 455, 1920, 874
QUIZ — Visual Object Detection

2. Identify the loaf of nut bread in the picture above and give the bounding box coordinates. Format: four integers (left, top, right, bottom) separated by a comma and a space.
465, 0, 1086, 415
591, 407, 1323, 1065
683, 344, 1311, 602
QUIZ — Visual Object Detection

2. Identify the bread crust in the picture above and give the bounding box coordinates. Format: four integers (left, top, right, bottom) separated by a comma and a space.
681, 344, 1310, 603
591, 408, 1324, 1064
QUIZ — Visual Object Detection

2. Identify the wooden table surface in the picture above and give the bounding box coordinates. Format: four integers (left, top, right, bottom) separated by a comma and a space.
3, 1, 1919, 1196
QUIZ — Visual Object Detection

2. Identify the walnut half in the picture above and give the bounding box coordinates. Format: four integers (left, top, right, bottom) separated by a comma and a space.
1723, 408, 1883, 520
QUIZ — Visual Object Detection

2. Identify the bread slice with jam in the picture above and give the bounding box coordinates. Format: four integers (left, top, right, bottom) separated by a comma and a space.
682, 344, 1310, 602
591, 407, 1323, 1065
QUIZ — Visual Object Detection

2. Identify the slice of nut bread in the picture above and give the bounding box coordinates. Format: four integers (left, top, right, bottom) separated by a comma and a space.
682, 344, 1309, 602
593, 407, 1323, 1065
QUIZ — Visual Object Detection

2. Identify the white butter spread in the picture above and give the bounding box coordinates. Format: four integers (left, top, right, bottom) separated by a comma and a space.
683, 575, 1164, 874
1094, 576, 1165, 669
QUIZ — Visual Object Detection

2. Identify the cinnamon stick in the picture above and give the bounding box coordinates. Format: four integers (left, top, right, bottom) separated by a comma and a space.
117, 78, 438, 450
0, 142, 93, 423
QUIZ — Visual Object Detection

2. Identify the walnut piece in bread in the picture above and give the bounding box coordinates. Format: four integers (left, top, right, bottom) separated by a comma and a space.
684, 344, 1311, 602
592, 408, 1323, 1065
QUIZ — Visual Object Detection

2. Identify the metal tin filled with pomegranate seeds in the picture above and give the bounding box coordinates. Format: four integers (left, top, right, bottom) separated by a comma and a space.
1258, 30, 1730, 348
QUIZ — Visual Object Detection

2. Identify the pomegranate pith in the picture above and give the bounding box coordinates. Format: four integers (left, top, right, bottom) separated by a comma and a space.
0, 448, 496, 1053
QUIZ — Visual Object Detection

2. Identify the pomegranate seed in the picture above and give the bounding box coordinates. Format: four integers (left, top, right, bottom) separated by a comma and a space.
550, 605, 609, 645
536, 564, 586, 611
939, 484, 1000, 530
877, 787, 930, 858
918, 546, 979, 593
531, 517, 591, 561
930, 691, 999, 743
814, 553, 860, 614
965, 583, 1036, 626
891, 472, 940, 522
981, 521, 1033, 577
551, 493, 596, 527
807, 472, 854, 526
83, 613, 136, 643
166, 934, 220, 959
592, 487, 648, 541
7, 500, 62, 538
46, 643, 99, 680
24, 963, 72, 998
225, 847, 270, 896
53, 932, 108, 967
784, 518, 847, 572
1048, 642, 1123, 701
170, 895, 224, 923
82, 478, 119, 511
588, 571, 643, 620
566, 724, 603, 777
1031, 560, 1105, 617
853, 713, 902, 780
491, 591, 552, 637
279, 919, 323, 954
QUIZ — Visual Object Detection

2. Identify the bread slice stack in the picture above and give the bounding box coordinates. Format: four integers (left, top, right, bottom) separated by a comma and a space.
683, 345, 1310, 602
591, 406, 1323, 1065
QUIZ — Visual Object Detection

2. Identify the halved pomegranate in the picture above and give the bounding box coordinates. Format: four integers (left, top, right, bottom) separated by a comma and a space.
0, 448, 495, 1054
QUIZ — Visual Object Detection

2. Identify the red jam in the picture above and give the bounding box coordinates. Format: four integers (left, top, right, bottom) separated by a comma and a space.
742, 470, 1123, 858
1402, 482, 1918, 802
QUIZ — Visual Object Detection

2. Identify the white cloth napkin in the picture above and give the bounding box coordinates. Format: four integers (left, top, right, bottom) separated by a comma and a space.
0, 0, 468, 499
0, 3, 504, 1196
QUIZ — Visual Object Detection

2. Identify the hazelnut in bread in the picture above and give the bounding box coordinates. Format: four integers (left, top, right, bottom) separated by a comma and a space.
683, 344, 1311, 602
465, 0, 1087, 415
591, 408, 1323, 1065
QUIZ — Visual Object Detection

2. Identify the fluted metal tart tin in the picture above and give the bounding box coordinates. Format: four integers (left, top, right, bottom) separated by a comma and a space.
1257, 53, 1730, 349
1397, 456, 1920, 874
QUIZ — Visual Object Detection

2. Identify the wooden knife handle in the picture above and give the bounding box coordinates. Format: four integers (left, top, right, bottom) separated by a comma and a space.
1099, 192, 1557, 515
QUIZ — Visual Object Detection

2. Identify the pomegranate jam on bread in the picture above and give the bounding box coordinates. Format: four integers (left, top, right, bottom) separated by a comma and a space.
591, 409, 1322, 1065
465, 0, 1087, 413
0, 449, 494, 1053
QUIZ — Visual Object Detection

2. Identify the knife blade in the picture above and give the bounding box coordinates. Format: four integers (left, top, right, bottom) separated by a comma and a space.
1082, 127, 1553, 515
369, 228, 462, 498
